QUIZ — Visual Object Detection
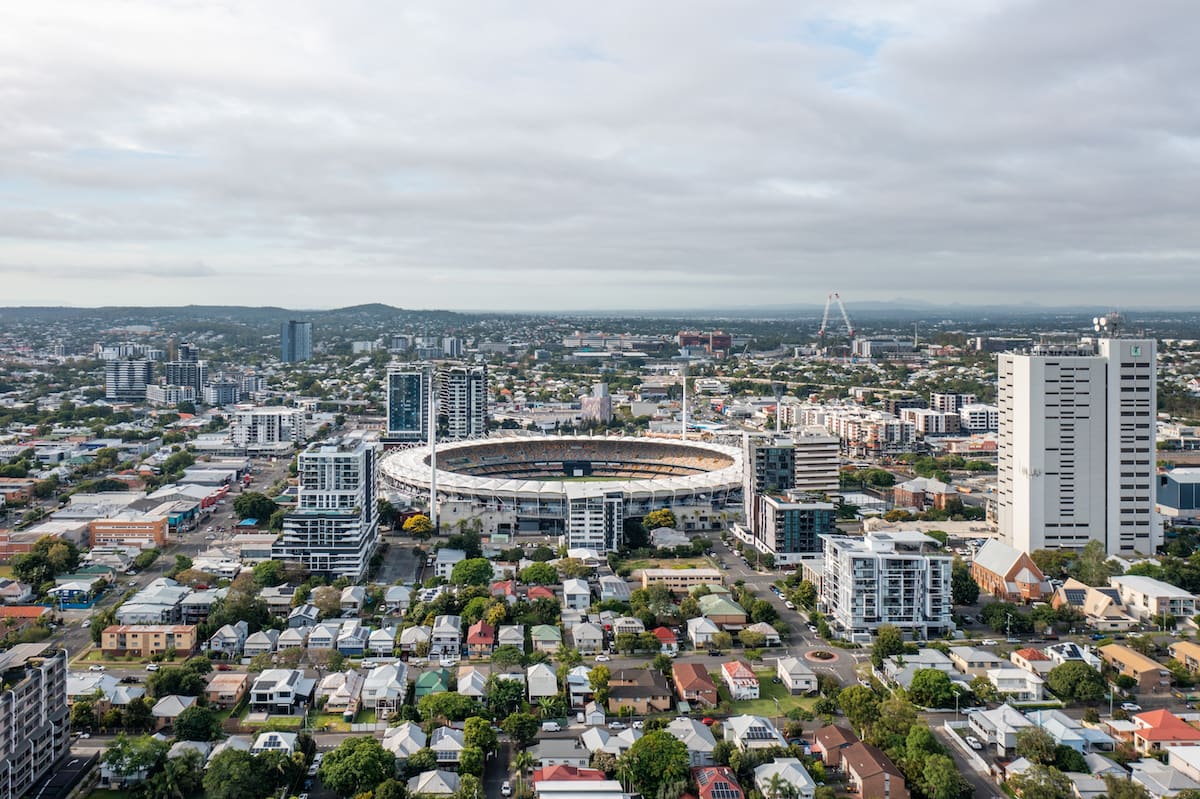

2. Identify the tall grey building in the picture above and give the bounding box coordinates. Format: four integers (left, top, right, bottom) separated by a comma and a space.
437, 364, 488, 439
272, 432, 380, 580
280, 320, 313, 363
997, 337, 1159, 555
742, 433, 796, 530
105, 359, 154, 401
163, 360, 209, 394
386, 366, 431, 442
0, 645, 69, 799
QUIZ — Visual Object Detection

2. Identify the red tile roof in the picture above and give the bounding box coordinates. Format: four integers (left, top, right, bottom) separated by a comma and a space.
1013, 648, 1050, 661
0, 606, 50, 619
652, 626, 678, 643
693, 767, 744, 799
528, 586, 555, 600
466, 621, 495, 645
1134, 709, 1200, 743
532, 765, 607, 784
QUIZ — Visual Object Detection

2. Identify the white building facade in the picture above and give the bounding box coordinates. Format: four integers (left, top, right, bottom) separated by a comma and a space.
998, 338, 1159, 555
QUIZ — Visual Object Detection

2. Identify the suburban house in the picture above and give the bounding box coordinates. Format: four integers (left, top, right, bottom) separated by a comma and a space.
399, 625, 431, 653
721, 661, 760, 701
261, 584, 297, 615
986, 668, 1045, 702
383, 722, 427, 762
1024, 709, 1115, 753
777, 656, 817, 695
666, 717, 717, 766
608, 669, 673, 715
1100, 644, 1172, 693
431, 615, 462, 657
571, 622, 604, 654
384, 585, 412, 613
340, 585, 366, 611
430, 727, 465, 765
970, 539, 1052, 603
1109, 575, 1199, 624
948, 646, 1006, 677
152, 695, 197, 730
243, 629, 280, 657
562, 579, 591, 610
408, 770, 460, 797
969, 704, 1033, 756
1170, 641, 1200, 674
599, 576, 631, 603
465, 621, 495, 658
414, 668, 450, 698
698, 594, 748, 625
337, 623, 369, 656
612, 616, 645, 636
207, 621, 249, 657
693, 767, 743, 799
306, 623, 338, 650
531, 624, 563, 653
688, 617, 721, 648
1009, 647, 1054, 677
754, 759, 817, 799
318, 670, 364, 714
812, 725, 859, 768
368, 627, 396, 656
1052, 579, 1138, 631
652, 627, 679, 655
725, 716, 787, 752
582, 701, 606, 727
527, 662, 558, 702
742, 621, 781, 647
673, 662, 719, 707
842, 741, 909, 799
457, 666, 488, 698
434, 548, 466, 580
249, 669, 316, 714
532, 739, 592, 769
251, 732, 298, 756
361, 663, 408, 718
287, 603, 320, 628
277, 627, 308, 650
1129, 710, 1200, 755
204, 673, 250, 709
498, 625, 526, 652
580, 727, 642, 757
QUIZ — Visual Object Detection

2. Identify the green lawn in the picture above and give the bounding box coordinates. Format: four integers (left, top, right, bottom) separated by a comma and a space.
308, 712, 351, 732
626, 557, 713, 572
714, 670, 819, 717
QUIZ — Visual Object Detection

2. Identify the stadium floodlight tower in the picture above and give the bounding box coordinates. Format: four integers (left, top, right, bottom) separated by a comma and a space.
672, 355, 691, 441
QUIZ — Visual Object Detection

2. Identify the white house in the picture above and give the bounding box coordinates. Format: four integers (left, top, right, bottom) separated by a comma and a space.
399, 625, 431, 653
498, 625, 526, 651
612, 616, 645, 636
383, 721, 427, 761
665, 717, 717, 766
1109, 575, 1199, 624
721, 661, 760, 701
969, 704, 1033, 756
724, 715, 787, 752
776, 656, 817, 695
368, 627, 397, 656
583, 700, 606, 726
361, 663, 408, 717
430, 726, 465, 765
754, 759, 816, 799
249, 669, 315, 714
527, 662, 558, 701
384, 585, 412, 613
431, 615, 462, 656
251, 732, 298, 756
408, 771, 460, 797
571, 623, 604, 654
434, 549, 467, 580
243, 629, 280, 657
987, 668, 1045, 702
458, 666, 488, 698
340, 585, 366, 611
207, 621, 249, 657
688, 617, 720, 648
562, 579, 591, 610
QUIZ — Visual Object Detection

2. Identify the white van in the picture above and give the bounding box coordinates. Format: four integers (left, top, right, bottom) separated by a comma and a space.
541, 721, 561, 732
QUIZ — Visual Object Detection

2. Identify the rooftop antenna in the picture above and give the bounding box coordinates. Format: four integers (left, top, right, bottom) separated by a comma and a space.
1093, 311, 1123, 338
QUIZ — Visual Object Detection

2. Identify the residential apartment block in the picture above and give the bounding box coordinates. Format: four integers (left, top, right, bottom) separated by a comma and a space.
819, 531, 954, 643
0, 645, 69, 799
998, 338, 1159, 555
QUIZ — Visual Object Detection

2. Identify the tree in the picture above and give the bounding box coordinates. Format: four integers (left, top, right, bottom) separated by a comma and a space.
403, 514, 434, 538
458, 773, 483, 799
490, 645, 526, 669
711, 631, 733, 651
451, 558, 494, 586
124, 696, 153, 731
951, 560, 980, 605
204, 750, 271, 799
252, 560, 285, 587
1076, 540, 1121, 586
749, 600, 778, 624
969, 674, 998, 704
312, 585, 342, 618
1015, 727, 1058, 765
837, 685, 880, 732
650, 653, 673, 674
375, 779, 406, 799
233, 492, 278, 522
464, 716, 498, 753
908, 669, 956, 709
871, 624, 905, 668
1054, 746, 1088, 773
502, 711, 540, 749
142, 749, 204, 799
589, 665, 611, 703
1101, 776, 1152, 799
146, 666, 205, 698
419, 691, 482, 722
617, 730, 689, 799
405, 748, 437, 778
173, 705, 221, 741
794, 580, 818, 610
1045, 661, 1106, 704
318, 737, 396, 798
922, 753, 969, 799
484, 675, 526, 720
71, 699, 97, 730
519, 563, 558, 585
103, 734, 169, 785
1007, 765, 1074, 799
642, 508, 677, 532
867, 696, 918, 752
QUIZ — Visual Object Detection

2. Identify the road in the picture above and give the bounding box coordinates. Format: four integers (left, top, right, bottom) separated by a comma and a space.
931, 724, 1004, 799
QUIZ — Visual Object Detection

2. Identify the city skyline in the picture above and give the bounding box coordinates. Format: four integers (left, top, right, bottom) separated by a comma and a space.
2, 1, 1197, 310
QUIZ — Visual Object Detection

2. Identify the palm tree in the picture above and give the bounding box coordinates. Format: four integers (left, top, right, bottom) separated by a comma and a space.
513, 750, 535, 797
767, 772, 786, 799
656, 779, 688, 799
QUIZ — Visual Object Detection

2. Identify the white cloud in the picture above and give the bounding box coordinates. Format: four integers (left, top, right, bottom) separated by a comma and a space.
0, 0, 1197, 309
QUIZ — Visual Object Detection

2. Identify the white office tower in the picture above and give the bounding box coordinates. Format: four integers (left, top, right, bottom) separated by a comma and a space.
230, 407, 307, 447
105, 359, 154, 401
792, 427, 840, 495
820, 532, 954, 643
567, 492, 623, 553
273, 433, 380, 580
437, 364, 488, 439
997, 337, 1159, 556
386, 366, 431, 442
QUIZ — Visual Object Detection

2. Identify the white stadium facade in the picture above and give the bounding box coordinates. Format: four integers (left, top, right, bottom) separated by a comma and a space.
380, 435, 743, 552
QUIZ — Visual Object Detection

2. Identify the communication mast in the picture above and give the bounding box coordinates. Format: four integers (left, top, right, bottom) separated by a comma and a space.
817, 291, 855, 357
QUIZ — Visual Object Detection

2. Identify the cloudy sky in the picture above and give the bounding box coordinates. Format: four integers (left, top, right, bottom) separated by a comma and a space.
2, 1, 1198, 311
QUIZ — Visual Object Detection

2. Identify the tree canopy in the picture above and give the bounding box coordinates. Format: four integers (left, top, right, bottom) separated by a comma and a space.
451, 557, 494, 586
617, 729, 689, 799
233, 491, 278, 522
318, 736, 395, 798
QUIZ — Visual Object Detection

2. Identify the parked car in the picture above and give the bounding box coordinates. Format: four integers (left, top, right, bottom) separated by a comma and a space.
88, 665, 105, 672
81, 620, 91, 628
594, 654, 610, 662
1121, 702, 1142, 712
631, 720, 644, 729
145, 663, 160, 672
608, 721, 627, 730
979, 639, 998, 646
965, 736, 983, 750
501, 783, 512, 797
785, 601, 796, 610
701, 717, 715, 726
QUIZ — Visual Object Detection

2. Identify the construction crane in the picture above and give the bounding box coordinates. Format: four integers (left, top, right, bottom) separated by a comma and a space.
817, 291, 855, 341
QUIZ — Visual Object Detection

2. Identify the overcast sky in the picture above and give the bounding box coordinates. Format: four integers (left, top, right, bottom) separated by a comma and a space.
2, 1, 1198, 311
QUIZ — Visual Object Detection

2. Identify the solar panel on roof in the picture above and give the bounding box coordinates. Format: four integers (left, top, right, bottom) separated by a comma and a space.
710, 786, 741, 799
